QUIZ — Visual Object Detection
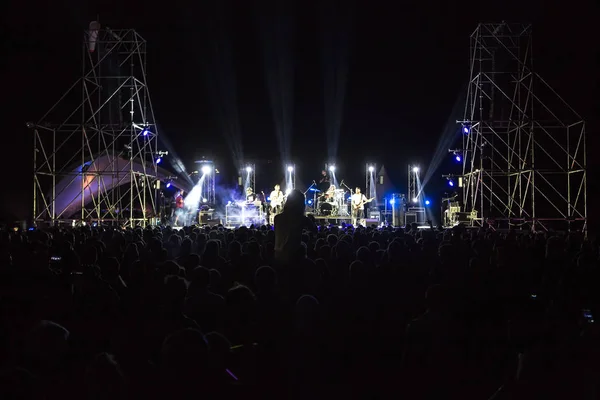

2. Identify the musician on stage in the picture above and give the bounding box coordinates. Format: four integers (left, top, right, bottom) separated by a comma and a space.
269, 184, 284, 224
351, 187, 371, 226
174, 190, 185, 226
318, 169, 330, 191
245, 187, 256, 202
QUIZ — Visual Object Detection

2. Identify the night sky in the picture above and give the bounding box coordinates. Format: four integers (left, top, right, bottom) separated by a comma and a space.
1, 0, 597, 226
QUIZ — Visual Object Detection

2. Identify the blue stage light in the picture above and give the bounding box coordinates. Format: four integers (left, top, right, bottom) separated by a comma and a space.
425, 200, 430, 205
389, 199, 395, 205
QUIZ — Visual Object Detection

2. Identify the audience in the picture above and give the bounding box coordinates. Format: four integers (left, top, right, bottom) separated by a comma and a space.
0, 222, 596, 399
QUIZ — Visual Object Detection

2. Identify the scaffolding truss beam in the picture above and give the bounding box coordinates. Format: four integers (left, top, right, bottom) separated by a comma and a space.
461, 23, 587, 233
32, 27, 160, 227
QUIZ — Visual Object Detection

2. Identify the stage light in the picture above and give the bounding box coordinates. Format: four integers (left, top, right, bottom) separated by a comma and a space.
368, 166, 375, 172
166, 182, 171, 188
201, 165, 212, 174
329, 165, 336, 172
455, 155, 461, 162
412, 167, 419, 173
308, 199, 313, 205
285, 188, 291, 195
267, 196, 271, 201
389, 198, 395, 205
463, 126, 470, 134
448, 180, 454, 187
425, 200, 430, 205
287, 165, 294, 172
202, 198, 208, 203
142, 129, 149, 136
412, 197, 418, 203
245, 166, 252, 173
155, 158, 162, 164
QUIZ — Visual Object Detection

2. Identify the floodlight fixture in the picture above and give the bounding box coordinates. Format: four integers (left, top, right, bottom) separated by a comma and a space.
201, 165, 212, 174
287, 165, 294, 172
329, 165, 336, 172
245, 166, 252, 173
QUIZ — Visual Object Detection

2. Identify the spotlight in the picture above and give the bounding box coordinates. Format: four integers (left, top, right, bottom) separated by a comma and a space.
201, 165, 212, 174
166, 182, 171, 188
368, 166, 375, 172
245, 166, 252, 173
142, 128, 149, 136
463, 126, 470, 134
455, 155, 461, 162
329, 165, 336, 172
285, 188, 291, 195
308, 199, 313, 205
412, 197, 418, 203
389, 199, 395, 205
202, 198, 208, 203
425, 200, 430, 205
155, 158, 162, 164
287, 165, 294, 172
412, 167, 419, 173
448, 179, 454, 187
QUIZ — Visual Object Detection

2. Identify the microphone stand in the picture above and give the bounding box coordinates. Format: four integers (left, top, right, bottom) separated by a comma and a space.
304, 181, 316, 196
341, 180, 353, 194
340, 180, 353, 216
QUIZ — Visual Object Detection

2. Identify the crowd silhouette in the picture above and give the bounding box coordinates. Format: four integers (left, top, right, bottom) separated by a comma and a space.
0, 195, 597, 399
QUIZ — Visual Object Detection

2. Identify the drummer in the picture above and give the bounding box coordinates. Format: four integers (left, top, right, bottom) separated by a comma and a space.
325, 185, 336, 200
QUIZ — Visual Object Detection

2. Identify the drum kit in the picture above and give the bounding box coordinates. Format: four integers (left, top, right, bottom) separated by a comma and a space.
315, 188, 349, 217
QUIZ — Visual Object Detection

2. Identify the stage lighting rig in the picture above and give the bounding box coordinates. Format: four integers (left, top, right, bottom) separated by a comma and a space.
448, 149, 463, 162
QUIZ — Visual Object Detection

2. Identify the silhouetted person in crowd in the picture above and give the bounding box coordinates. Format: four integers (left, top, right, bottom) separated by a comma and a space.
274, 189, 316, 265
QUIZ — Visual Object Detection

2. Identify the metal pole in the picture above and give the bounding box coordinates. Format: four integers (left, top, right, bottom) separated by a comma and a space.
32, 129, 37, 223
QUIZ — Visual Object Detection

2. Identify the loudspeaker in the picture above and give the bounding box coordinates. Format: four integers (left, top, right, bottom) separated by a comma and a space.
405, 212, 417, 225
364, 218, 379, 226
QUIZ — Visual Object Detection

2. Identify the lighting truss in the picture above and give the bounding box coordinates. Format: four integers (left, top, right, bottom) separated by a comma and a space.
286, 164, 296, 192
32, 26, 160, 227
241, 164, 256, 194
195, 160, 216, 205
461, 23, 586, 233
365, 164, 377, 203
408, 165, 419, 203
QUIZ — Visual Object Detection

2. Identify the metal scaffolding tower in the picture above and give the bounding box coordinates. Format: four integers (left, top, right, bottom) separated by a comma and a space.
365, 163, 377, 203
408, 165, 419, 203
194, 160, 217, 206
32, 24, 160, 227
239, 163, 256, 194
460, 23, 587, 233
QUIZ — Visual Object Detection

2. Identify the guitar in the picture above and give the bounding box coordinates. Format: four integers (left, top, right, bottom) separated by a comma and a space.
269, 190, 284, 209
353, 197, 375, 211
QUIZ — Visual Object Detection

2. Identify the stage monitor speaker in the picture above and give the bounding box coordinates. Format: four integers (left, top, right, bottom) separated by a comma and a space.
364, 218, 379, 226
405, 212, 417, 225
368, 211, 380, 221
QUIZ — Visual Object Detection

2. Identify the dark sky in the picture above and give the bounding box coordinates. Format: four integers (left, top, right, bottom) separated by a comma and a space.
0, 0, 597, 223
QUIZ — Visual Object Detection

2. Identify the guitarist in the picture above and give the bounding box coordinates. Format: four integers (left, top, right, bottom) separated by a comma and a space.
269, 184, 285, 224
351, 187, 373, 226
